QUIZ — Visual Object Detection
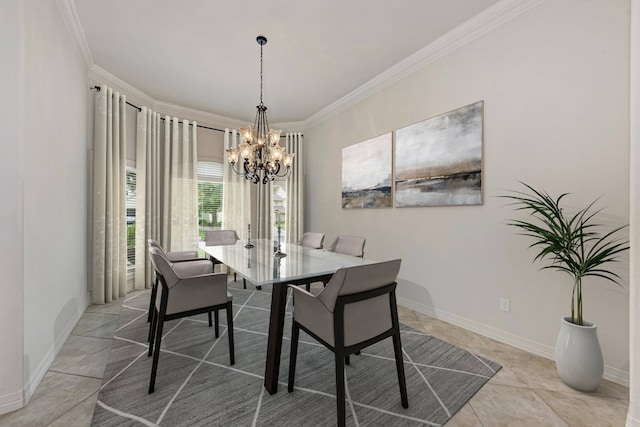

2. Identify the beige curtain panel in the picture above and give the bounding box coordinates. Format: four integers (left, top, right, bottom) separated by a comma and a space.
165, 117, 199, 252
134, 107, 162, 290
257, 173, 272, 241
134, 110, 199, 290
92, 85, 127, 304
285, 132, 304, 243
222, 129, 251, 239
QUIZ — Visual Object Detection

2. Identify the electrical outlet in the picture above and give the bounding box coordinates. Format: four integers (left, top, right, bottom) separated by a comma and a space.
500, 298, 510, 312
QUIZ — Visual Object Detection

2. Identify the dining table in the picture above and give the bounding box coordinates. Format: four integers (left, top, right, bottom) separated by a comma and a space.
199, 238, 376, 394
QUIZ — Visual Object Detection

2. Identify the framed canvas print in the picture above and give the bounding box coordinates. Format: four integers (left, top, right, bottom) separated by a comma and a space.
342, 132, 392, 209
395, 101, 483, 207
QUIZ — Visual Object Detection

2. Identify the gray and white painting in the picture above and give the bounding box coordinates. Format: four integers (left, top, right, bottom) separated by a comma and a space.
395, 101, 483, 207
342, 132, 392, 208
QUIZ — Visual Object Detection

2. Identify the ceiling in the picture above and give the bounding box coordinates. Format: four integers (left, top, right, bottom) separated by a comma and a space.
74, 0, 502, 124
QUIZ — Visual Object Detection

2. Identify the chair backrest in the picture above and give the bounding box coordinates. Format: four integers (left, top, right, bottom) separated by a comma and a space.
317, 259, 401, 311
205, 230, 239, 246
298, 232, 325, 249
327, 235, 366, 258
148, 246, 180, 288
147, 239, 176, 266
318, 259, 401, 346
148, 239, 162, 251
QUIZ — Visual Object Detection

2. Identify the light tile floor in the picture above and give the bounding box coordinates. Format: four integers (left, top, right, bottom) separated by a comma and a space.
0, 281, 630, 427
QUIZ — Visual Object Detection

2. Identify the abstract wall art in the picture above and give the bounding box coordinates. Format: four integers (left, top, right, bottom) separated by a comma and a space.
342, 132, 392, 209
395, 101, 483, 207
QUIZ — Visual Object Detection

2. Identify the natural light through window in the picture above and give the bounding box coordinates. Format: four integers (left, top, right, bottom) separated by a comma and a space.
198, 162, 224, 240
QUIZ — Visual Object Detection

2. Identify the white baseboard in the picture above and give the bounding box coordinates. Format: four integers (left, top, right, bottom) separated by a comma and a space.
0, 389, 24, 415
23, 294, 90, 403
397, 297, 629, 387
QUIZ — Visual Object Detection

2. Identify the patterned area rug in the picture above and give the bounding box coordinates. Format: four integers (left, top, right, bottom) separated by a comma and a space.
92, 283, 500, 426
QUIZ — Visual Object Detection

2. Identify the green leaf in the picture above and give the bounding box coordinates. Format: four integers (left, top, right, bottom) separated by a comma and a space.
501, 182, 629, 320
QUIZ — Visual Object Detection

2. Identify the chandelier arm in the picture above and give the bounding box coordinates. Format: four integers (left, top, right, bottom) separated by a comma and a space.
274, 165, 291, 178
229, 162, 244, 175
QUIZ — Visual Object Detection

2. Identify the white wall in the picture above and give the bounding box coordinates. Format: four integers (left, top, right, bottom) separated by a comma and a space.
628, 1, 639, 424
21, 0, 89, 403
0, 0, 26, 414
305, 0, 631, 383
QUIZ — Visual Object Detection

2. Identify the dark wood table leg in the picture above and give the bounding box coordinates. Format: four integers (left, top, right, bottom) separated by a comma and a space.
264, 282, 288, 394
263, 274, 332, 394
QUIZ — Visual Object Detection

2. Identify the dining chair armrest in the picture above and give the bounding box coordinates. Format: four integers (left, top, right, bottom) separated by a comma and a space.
172, 257, 209, 263
290, 284, 333, 313
173, 260, 213, 277
166, 250, 200, 262
289, 285, 334, 345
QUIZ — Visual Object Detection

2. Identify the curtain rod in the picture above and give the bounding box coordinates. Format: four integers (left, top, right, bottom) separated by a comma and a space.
90, 86, 303, 137
91, 86, 225, 133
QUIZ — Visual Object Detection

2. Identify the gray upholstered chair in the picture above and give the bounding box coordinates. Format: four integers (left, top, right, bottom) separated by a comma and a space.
205, 229, 257, 290
287, 259, 408, 427
146, 239, 212, 323
146, 245, 218, 343
148, 238, 202, 262
297, 232, 325, 250
147, 246, 234, 393
327, 235, 366, 258
296, 232, 325, 291
205, 230, 240, 246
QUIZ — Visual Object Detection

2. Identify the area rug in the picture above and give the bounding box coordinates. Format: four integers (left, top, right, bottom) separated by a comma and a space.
91, 282, 501, 426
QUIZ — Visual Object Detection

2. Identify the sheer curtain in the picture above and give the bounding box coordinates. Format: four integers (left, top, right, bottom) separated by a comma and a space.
165, 117, 199, 251
257, 180, 272, 241
222, 129, 250, 238
285, 132, 304, 243
134, 107, 161, 290
134, 110, 199, 290
92, 85, 127, 304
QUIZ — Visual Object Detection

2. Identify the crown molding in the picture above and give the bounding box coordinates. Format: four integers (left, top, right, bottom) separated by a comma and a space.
88, 65, 156, 108
153, 101, 247, 130
304, 0, 546, 128
56, 0, 94, 67
270, 121, 306, 133
88, 65, 291, 132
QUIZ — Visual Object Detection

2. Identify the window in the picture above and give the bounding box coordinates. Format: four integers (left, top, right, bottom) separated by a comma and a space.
125, 169, 136, 268
197, 162, 224, 240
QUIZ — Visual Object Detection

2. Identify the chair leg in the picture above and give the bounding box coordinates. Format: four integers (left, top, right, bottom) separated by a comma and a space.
345, 355, 350, 365
214, 311, 219, 338
288, 321, 300, 392
149, 310, 165, 393
305, 283, 311, 292
148, 307, 158, 356
234, 272, 237, 281
334, 346, 346, 427
147, 279, 157, 323
391, 293, 409, 409
243, 278, 247, 289
226, 302, 235, 365
147, 305, 156, 345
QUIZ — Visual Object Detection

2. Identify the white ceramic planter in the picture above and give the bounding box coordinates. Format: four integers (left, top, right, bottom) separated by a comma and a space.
554, 316, 604, 392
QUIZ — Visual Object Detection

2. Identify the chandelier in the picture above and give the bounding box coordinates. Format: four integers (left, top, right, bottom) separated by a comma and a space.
226, 36, 294, 184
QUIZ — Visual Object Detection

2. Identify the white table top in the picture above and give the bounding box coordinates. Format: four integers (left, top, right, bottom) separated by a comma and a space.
199, 239, 375, 286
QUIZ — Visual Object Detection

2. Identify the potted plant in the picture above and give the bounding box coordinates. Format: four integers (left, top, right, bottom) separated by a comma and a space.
502, 182, 629, 392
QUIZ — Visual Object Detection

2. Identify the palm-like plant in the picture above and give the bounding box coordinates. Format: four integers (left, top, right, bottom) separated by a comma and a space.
502, 182, 629, 326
